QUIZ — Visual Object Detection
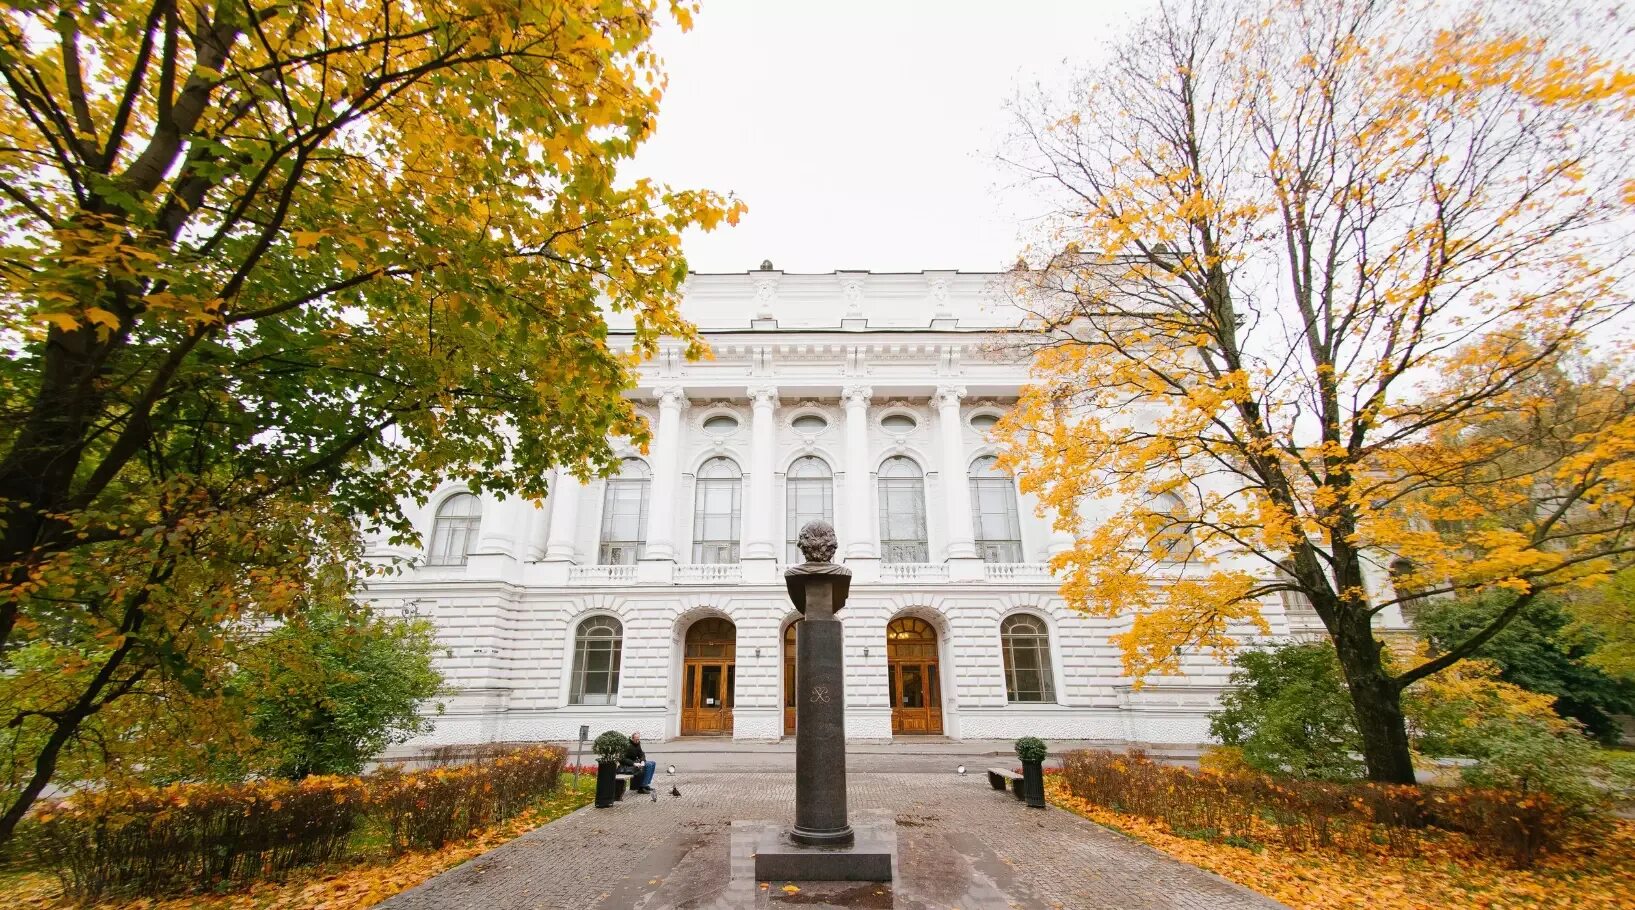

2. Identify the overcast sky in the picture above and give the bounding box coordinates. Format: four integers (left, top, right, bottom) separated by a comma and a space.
633, 0, 1153, 275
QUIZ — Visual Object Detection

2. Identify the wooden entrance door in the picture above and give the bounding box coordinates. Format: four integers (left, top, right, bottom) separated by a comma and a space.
886, 617, 943, 735
681, 617, 736, 735
782, 620, 800, 735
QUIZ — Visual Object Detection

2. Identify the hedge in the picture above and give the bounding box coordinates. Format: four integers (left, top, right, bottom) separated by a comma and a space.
27, 744, 566, 899
1060, 748, 1571, 867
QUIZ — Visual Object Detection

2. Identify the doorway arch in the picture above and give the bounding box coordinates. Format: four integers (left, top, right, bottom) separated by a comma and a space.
782, 618, 802, 735
680, 617, 736, 735
886, 616, 943, 734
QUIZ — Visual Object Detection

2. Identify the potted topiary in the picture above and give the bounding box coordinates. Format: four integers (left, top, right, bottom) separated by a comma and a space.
593, 730, 630, 808
1015, 736, 1048, 808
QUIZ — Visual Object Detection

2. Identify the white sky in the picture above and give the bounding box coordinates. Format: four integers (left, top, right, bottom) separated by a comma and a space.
633, 0, 1154, 275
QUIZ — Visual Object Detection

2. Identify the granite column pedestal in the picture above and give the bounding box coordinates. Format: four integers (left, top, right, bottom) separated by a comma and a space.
791, 582, 852, 846
751, 520, 894, 883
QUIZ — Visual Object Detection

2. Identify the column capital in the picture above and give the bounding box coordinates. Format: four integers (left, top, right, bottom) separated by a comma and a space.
747, 385, 781, 408
932, 385, 967, 410
654, 384, 689, 412
841, 384, 872, 407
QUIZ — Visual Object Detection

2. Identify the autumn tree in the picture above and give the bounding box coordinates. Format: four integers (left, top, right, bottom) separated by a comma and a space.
0, 0, 740, 840
999, 0, 1635, 783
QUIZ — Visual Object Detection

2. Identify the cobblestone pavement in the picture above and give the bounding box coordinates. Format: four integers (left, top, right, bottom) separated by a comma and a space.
373, 773, 1284, 910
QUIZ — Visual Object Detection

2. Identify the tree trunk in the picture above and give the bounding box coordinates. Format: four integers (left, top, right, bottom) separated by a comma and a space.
1332, 615, 1417, 784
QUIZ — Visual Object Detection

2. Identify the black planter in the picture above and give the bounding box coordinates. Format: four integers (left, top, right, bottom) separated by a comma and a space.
594, 759, 620, 808
1021, 760, 1046, 809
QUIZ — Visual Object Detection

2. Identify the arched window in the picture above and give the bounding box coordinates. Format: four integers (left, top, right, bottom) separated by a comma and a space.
1153, 492, 1195, 562
969, 456, 1023, 563
693, 457, 742, 564
599, 458, 651, 565
427, 492, 482, 565
878, 456, 928, 563
1000, 614, 1056, 703
786, 456, 834, 563
569, 616, 623, 705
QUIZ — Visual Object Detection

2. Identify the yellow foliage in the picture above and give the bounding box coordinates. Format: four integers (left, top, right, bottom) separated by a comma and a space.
1050, 777, 1635, 910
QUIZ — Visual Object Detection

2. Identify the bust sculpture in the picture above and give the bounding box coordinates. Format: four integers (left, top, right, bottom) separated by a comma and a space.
784, 520, 851, 614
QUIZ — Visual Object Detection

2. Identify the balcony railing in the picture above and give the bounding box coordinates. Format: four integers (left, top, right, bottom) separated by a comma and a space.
675, 563, 742, 584
983, 562, 1053, 582
880, 562, 948, 583
568, 564, 637, 584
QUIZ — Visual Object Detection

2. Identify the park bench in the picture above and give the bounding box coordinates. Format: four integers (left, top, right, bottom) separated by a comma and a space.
613, 770, 635, 800
986, 767, 1025, 800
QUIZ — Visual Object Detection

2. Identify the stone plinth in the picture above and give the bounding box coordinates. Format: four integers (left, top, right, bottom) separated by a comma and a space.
750, 816, 896, 883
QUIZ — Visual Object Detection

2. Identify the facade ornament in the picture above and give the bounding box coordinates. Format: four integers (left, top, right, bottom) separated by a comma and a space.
842, 279, 864, 316
932, 385, 967, 410
929, 278, 952, 319
655, 384, 689, 412
754, 278, 777, 320
748, 385, 781, 408
841, 385, 872, 407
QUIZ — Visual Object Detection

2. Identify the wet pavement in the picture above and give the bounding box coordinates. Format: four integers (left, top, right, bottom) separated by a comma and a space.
371, 773, 1284, 910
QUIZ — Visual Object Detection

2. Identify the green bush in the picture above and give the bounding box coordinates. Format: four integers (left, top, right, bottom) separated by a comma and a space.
1015, 736, 1048, 763
593, 730, 630, 762
1208, 642, 1364, 781
1416, 592, 1635, 744
235, 601, 445, 779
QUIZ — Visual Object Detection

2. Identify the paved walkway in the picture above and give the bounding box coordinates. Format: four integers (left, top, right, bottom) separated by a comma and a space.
374, 773, 1282, 910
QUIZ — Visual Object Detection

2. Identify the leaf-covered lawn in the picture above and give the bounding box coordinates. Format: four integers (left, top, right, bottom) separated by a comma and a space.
1048, 778, 1635, 910
9, 776, 595, 910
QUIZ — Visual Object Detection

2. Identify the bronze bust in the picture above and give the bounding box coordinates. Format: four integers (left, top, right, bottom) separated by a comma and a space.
784, 520, 851, 614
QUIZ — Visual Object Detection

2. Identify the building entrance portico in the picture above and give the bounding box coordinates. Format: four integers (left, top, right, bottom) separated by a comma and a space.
681, 617, 736, 735
886, 617, 943, 735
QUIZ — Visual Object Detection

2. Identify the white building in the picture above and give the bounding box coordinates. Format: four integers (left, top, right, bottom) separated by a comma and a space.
360, 268, 1336, 747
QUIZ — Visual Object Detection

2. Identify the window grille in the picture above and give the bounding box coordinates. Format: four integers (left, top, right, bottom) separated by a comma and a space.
1000, 614, 1057, 703
692, 457, 742, 564
969, 456, 1023, 563
569, 616, 623, 705
598, 458, 650, 565
427, 493, 482, 565
785, 456, 834, 563
878, 456, 928, 563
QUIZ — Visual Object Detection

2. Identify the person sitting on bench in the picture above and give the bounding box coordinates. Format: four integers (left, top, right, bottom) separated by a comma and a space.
621, 731, 657, 794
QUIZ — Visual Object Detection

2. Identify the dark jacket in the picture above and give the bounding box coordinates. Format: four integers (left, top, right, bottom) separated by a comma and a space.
622, 739, 646, 768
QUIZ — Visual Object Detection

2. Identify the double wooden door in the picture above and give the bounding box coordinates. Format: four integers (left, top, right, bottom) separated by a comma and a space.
782, 620, 799, 735
887, 617, 943, 735
681, 617, 735, 736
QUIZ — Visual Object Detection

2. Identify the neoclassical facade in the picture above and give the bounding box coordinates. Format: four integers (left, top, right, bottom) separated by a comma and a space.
360, 268, 1349, 746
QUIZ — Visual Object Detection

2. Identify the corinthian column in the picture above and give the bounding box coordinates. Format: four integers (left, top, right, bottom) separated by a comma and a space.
842, 385, 874, 559
643, 385, 688, 561
933, 385, 978, 560
744, 386, 780, 560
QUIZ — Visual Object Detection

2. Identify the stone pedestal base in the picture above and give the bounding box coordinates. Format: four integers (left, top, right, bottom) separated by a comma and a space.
750, 816, 895, 882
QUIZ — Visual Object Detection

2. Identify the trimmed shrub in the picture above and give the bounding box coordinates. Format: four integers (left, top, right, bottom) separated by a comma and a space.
1060, 749, 1571, 867
1015, 736, 1048, 763
593, 730, 630, 762
28, 775, 367, 898
373, 744, 566, 852
27, 744, 567, 898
